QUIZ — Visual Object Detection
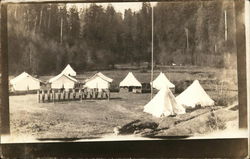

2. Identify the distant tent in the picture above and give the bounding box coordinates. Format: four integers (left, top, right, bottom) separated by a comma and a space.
144, 86, 185, 117
49, 73, 78, 89
151, 72, 175, 90
176, 80, 214, 108
119, 72, 142, 88
10, 72, 41, 91
61, 64, 76, 77
84, 72, 113, 91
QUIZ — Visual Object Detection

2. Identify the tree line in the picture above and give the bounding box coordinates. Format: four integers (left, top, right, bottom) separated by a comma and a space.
7, 1, 237, 75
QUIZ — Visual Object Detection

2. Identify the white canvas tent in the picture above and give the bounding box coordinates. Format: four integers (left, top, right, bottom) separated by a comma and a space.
176, 80, 214, 108
119, 72, 142, 87
61, 64, 76, 77
151, 72, 175, 90
84, 72, 113, 91
49, 73, 78, 89
144, 86, 185, 117
10, 72, 41, 91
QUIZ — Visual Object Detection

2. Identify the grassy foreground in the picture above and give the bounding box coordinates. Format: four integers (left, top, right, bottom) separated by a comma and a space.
9, 92, 238, 139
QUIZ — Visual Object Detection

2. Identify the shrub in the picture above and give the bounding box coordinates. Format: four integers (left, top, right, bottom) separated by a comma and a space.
206, 110, 226, 131
207, 73, 215, 78
229, 105, 238, 111
175, 80, 192, 94
214, 93, 238, 107
214, 97, 228, 106
109, 84, 119, 92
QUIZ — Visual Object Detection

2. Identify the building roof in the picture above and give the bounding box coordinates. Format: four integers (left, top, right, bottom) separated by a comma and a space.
49, 72, 78, 83
10, 72, 41, 84
85, 72, 113, 83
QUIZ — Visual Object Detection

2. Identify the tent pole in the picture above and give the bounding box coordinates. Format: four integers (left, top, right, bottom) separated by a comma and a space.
60, 17, 63, 44
150, 4, 154, 99
224, 10, 228, 41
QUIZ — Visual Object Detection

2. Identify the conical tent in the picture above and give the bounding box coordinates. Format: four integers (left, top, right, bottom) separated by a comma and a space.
144, 86, 185, 117
151, 72, 175, 90
176, 80, 214, 108
61, 64, 76, 76
10, 72, 41, 91
119, 72, 142, 87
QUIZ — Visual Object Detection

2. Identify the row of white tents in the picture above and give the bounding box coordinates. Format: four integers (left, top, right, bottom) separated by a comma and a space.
10, 64, 113, 91
10, 64, 175, 92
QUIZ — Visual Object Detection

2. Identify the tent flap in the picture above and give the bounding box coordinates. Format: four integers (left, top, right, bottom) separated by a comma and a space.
144, 86, 185, 117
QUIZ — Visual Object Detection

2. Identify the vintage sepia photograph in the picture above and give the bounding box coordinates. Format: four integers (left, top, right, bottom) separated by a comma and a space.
1, 0, 248, 143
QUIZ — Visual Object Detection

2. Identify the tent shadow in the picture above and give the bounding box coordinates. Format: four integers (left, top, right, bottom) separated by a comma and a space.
109, 97, 123, 100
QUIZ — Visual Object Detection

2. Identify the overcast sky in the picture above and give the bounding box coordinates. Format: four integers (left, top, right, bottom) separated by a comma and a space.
67, 2, 157, 14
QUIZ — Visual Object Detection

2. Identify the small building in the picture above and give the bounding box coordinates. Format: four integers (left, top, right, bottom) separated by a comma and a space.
119, 72, 142, 93
61, 64, 76, 77
49, 73, 78, 90
10, 72, 42, 91
84, 72, 113, 91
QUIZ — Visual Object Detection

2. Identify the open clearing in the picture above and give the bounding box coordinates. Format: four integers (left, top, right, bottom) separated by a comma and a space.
9, 67, 239, 140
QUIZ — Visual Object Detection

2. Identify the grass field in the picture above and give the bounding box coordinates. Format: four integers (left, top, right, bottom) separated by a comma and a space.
8, 67, 239, 140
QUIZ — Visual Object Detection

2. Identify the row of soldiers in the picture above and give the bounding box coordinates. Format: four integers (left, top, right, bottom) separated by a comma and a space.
37, 88, 110, 103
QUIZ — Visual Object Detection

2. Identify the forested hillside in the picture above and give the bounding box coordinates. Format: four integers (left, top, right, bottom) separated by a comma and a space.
7, 0, 237, 75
